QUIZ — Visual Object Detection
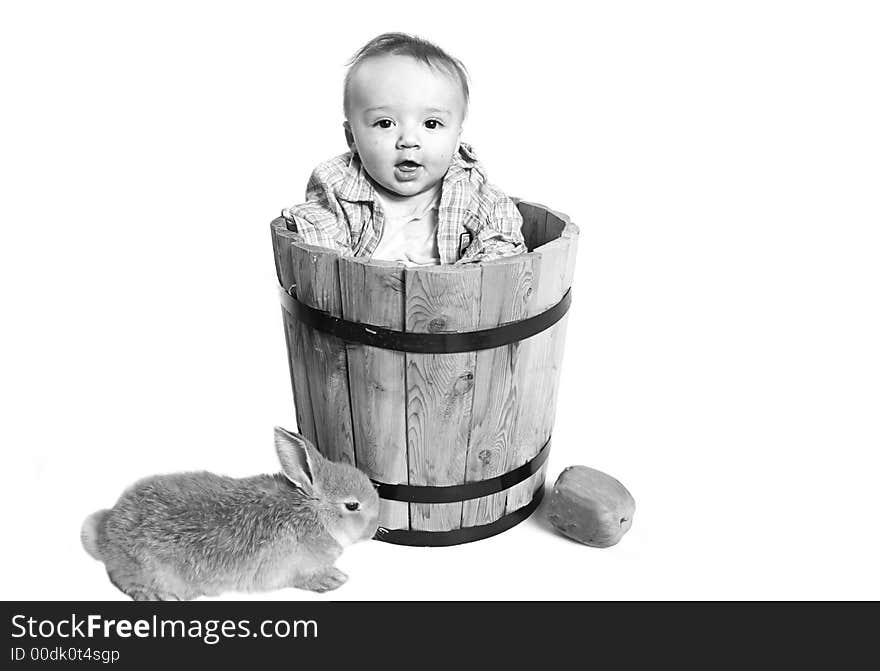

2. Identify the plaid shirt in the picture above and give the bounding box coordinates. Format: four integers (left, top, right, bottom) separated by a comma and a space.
282, 143, 526, 264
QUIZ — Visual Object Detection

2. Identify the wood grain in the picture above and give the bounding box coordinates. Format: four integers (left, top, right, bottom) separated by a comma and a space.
270, 218, 316, 442
405, 264, 481, 531
541, 213, 580, 444
290, 241, 356, 465
462, 255, 534, 527
505, 235, 572, 514
339, 256, 409, 531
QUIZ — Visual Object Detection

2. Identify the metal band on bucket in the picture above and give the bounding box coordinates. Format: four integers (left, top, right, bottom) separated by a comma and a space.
374, 486, 545, 547
370, 439, 550, 547
279, 285, 571, 353
371, 438, 550, 503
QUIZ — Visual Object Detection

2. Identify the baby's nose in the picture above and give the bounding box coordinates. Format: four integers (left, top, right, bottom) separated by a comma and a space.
396, 126, 421, 149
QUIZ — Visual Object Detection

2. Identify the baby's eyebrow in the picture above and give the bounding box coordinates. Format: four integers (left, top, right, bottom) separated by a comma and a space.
363, 106, 452, 117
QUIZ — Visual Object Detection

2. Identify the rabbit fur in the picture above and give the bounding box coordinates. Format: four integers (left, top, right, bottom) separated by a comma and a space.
81, 427, 380, 600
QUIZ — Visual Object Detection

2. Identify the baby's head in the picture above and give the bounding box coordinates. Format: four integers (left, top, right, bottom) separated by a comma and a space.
342, 33, 470, 201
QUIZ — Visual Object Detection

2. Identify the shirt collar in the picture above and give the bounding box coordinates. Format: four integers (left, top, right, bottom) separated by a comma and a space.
336, 143, 479, 203
336, 155, 376, 203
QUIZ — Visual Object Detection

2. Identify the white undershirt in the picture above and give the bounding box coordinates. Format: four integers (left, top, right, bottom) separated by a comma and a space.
371, 187, 442, 266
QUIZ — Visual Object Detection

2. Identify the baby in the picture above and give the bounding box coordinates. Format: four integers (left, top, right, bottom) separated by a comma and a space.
282, 33, 526, 265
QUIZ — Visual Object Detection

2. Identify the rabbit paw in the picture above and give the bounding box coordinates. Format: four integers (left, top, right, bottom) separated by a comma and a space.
111, 579, 184, 602
124, 586, 183, 602
295, 567, 348, 593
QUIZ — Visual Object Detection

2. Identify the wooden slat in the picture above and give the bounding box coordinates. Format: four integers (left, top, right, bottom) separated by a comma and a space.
405, 265, 482, 531
560, 211, 580, 295
505, 235, 572, 514
270, 217, 288, 286
541, 216, 580, 443
533, 459, 550, 496
462, 255, 534, 527
290, 241, 355, 465
339, 256, 409, 531
269, 218, 316, 442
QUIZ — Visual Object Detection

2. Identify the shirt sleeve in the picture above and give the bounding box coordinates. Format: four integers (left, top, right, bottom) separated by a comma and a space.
281, 164, 350, 252
456, 191, 527, 264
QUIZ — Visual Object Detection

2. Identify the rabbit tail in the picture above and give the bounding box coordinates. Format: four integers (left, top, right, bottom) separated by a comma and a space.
81, 509, 110, 561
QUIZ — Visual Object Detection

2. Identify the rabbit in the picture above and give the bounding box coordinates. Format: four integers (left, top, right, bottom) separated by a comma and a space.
80, 426, 380, 600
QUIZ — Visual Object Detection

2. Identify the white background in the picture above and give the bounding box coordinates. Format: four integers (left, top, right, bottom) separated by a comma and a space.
2, 0, 878, 600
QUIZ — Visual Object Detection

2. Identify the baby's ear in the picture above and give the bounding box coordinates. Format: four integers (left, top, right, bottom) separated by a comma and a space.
343, 121, 356, 153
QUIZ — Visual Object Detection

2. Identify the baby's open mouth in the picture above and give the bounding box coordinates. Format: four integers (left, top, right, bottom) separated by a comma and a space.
396, 160, 421, 171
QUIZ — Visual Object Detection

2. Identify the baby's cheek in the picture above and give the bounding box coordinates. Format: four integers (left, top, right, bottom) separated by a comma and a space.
362, 143, 387, 168
433, 149, 451, 166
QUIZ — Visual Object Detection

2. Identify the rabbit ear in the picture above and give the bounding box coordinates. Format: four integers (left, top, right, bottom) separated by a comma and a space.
274, 426, 318, 494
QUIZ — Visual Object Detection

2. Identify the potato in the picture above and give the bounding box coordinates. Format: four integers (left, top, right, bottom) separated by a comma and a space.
546, 466, 635, 547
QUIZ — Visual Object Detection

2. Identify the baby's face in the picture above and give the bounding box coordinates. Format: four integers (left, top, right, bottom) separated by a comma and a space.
344, 54, 465, 201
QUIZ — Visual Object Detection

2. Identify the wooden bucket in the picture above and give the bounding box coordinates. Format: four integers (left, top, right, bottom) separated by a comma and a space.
270, 202, 578, 546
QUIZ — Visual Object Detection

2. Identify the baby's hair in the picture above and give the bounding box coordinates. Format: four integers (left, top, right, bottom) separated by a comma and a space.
343, 32, 470, 118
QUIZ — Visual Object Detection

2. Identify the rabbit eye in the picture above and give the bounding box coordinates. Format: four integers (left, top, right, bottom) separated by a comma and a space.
345, 501, 360, 511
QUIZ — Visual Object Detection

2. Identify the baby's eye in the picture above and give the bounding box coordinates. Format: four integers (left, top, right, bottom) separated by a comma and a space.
424, 119, 443, 130
374, 119, 393, 129
344, 501, 361, 511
